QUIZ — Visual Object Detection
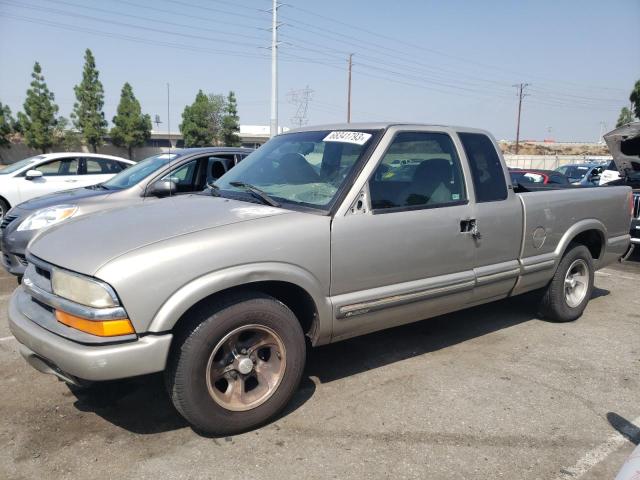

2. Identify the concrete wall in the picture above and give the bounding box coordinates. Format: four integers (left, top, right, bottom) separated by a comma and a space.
503, 155, 612, 170
0, 144, 171, 165
1, 145, 613, 171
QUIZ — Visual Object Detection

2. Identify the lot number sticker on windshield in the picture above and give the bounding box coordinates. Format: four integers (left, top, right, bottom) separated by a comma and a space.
323, 131, 372, 145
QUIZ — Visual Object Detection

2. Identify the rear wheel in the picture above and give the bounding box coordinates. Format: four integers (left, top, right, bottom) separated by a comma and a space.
539, 243, 594, 322
166, 292, 306, 435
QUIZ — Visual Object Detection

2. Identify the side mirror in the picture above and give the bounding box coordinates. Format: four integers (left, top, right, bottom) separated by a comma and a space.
25, 170, 43, 180
148, 179, 177, 197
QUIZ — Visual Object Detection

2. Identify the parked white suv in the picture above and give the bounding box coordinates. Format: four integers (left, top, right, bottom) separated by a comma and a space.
0, 153, 134, 219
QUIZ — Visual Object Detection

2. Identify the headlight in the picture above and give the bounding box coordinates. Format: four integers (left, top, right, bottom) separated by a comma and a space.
51, 268, 118, 308
17, 205, 78, 231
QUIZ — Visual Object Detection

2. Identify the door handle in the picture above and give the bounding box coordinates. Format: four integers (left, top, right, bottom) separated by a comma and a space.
65, 179, 78, 183
460, 219, 481, 239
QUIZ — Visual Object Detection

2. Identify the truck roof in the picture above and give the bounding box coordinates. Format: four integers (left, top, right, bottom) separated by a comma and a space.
287, 122, 492, 135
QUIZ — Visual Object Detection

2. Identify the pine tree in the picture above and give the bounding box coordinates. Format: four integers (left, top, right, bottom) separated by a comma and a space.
17, 62, 59, 153
180, 90, 215, 147
110, 83, 152, 159
0, 101, 15, 149
616, 107, 633, 128
221, 91, 241, 147
630, 80, 640, 120
72, 49, 107, 152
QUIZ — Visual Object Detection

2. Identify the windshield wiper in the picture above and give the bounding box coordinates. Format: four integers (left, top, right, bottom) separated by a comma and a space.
229, 181, 280, 207
207, 182, 221, 197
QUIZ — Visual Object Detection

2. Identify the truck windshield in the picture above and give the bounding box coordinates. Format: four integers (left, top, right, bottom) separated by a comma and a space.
102, 153, 180, 189
216, 130, 379, 210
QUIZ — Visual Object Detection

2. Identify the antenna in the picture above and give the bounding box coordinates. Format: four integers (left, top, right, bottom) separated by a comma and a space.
167, 82, 172, 198
287, 85, 313, 128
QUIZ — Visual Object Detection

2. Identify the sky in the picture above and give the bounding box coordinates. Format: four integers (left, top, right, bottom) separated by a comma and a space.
0, 0, 639, 142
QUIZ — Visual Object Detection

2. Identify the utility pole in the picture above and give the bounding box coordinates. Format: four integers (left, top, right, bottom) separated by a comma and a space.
598, 121, 607, 143
269, 0, 281, 138
347, 53, 353, 123
513, 82, 530, 154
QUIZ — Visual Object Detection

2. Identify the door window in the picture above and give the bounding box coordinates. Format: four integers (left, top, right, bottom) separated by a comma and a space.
33, 158, 79, 176
369, 132, 466, 211
458, 133, 507, 202
160, 159, 198, 193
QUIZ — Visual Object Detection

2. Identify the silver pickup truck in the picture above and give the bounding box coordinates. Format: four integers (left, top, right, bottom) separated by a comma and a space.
9, 123, 633, 435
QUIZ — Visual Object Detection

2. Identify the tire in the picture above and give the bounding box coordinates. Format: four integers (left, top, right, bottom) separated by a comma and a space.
539, 243, 594, 322
166, 291, 306, 435
0, 198, 9, 221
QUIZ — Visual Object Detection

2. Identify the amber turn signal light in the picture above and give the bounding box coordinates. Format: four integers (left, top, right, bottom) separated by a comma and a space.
55, 310, 135, 337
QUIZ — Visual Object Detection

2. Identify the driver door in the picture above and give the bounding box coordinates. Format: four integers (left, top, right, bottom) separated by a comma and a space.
330, 128, 476, 341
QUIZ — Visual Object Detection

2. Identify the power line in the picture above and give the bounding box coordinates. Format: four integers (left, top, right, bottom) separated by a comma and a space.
1, 13, 272, 61
282, 2, 628, 95
112, 0, 265, 30
0, 0, 267, 50
41, 0, 270, 41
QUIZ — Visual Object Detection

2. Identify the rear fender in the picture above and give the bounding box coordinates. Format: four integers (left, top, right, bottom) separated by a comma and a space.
554, 219, 606, 266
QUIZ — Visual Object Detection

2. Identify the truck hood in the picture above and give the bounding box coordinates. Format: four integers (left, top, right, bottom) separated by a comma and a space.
604, 121, 640, 177
29, 194, 290, 275
17, 185, 114, 211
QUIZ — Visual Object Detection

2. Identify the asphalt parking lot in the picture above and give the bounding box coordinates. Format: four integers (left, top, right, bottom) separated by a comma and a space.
0, 254, 638, 480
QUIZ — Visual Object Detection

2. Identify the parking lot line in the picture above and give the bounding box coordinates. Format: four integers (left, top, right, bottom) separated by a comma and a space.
596, 270, 638, 281
0, 335, 15, 342
554, 415, 640, 479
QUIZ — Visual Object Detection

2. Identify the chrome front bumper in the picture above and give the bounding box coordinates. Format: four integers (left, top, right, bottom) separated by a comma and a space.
9, 286, 173, 382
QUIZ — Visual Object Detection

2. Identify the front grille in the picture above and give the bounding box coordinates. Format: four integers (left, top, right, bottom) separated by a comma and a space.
16, 254, 27, 266
633, 193, 640, 219
0, 214, 18, 230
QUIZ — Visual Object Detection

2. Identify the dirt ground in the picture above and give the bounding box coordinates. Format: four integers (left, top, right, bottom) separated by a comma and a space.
499, 141, 610, 156
0, 253, 638, 479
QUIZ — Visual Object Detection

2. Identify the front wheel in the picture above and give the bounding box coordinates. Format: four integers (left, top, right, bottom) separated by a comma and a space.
539, 243, 594, 322
166, 292, 306, 435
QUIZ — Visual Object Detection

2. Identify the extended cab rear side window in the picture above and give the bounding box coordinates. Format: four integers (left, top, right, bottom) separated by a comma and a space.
458, 132, 508, 202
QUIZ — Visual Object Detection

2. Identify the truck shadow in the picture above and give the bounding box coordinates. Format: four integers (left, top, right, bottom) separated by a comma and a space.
304, 288, 607, 384
70, 288, 609, 436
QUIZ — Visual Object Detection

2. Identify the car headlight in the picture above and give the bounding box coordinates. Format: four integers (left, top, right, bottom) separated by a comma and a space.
51, 268, 118, 308
17, 205, 78, 231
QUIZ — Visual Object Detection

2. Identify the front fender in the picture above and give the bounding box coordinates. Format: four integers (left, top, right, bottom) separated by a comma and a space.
147, 262, 333, 345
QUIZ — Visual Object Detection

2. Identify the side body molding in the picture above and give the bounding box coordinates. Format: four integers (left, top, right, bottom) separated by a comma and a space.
147, 262, 333, 345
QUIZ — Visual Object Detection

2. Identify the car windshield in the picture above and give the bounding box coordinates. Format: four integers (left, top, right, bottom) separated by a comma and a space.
555, 165, 590, 180
0, 155, 44, 174
102, 153, 180, 189
215, 130, 379, 209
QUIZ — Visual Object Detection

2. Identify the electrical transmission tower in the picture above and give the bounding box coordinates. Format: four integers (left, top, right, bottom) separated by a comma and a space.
287, 86, 314, 128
